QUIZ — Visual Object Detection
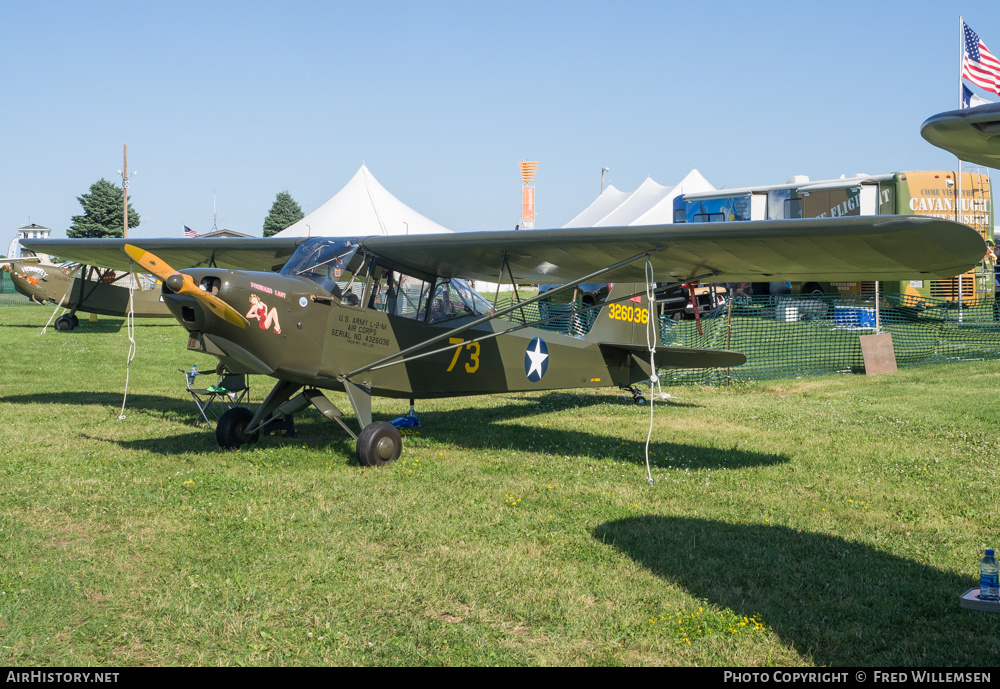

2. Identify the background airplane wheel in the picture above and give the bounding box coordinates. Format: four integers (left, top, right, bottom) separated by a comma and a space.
634, 395, 647, 406
216, 407, 260, 449
356, 421, 402, 467
54, 315, 75, 331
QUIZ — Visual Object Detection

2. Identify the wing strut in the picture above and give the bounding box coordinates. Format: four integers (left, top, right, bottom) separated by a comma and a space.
341, 249, 664, 381
357, 273, 720, 375
491, 250, 529, 323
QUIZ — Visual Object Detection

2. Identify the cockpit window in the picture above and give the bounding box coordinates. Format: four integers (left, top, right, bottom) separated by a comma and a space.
369, 268, 432, 320
281, 238, 362, 304
427, 278, 493, 323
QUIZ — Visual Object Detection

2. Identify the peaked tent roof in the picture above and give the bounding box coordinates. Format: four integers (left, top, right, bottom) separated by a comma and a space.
631, 168, 714, 225
561, 168, 715, 228
275, 164, 453, 238
562, 184, 632, 228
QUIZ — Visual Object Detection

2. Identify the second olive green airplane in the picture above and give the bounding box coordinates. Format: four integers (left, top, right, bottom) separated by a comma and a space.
5, 259, 170, 329
25, 215, 987, 466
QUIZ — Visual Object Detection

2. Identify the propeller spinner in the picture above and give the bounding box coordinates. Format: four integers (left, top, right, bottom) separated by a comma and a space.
122, 244, 249, 328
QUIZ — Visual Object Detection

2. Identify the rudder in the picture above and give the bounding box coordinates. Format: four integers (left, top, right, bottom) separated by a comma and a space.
585, 282, 656, 345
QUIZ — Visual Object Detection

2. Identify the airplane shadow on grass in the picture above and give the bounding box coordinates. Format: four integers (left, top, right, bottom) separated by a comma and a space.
593, 516, 999, 666
3, 390, 785, 470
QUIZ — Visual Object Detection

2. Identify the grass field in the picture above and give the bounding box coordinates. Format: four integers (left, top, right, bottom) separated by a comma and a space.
1, 305, 999, 666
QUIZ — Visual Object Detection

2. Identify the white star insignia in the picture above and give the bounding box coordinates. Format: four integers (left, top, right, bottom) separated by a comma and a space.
526, 338, 548, 379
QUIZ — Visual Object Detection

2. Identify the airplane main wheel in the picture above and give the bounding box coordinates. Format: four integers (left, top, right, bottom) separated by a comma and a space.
356, 421, 402, 467
216, 407, 260, 449
54, 315, 76, 331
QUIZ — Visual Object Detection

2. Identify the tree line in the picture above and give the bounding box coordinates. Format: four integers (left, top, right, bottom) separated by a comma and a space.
65, 180, 303, 238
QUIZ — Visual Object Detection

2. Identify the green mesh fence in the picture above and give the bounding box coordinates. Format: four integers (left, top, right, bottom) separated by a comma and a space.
497, 291, 1000, 384
0, 272, 37, 306
657, 293, 1000, 384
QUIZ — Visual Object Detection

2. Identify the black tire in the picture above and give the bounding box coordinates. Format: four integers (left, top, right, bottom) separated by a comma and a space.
634, 396, 647, 406
216, 407, 259, 450
54, 315, 75, 331
356, 421, 402, 467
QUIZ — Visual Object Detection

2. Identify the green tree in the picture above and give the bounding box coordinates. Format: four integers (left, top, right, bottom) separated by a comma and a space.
262, 190, 304, 237
67, 179, 140, 239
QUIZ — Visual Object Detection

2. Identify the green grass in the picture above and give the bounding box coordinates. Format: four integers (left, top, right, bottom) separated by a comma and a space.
1, 305, 999, 666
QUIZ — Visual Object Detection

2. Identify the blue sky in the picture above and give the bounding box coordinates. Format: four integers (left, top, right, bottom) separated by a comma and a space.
3, 1, 999, 244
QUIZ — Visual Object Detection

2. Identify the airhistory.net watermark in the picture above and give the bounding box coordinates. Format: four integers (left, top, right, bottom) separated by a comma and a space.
6, 672, 119, 683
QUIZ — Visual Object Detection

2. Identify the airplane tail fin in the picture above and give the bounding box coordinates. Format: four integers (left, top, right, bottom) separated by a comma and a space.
586, 283, 747, 372
584, 282, 653, 345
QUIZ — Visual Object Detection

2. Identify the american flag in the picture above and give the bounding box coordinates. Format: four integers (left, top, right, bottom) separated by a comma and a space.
963, 21, 1000, 98
183, 226, 199, 238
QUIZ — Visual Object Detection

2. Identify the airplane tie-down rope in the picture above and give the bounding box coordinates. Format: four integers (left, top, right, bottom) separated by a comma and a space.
117, 261, 138, 421
643, 257, 659, 486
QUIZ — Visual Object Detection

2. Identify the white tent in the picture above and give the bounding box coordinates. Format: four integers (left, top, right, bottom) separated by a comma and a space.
275, 165, 518, 291
562, 184, 632, 227
275, 164, 453, 238
562, 168, 714, 227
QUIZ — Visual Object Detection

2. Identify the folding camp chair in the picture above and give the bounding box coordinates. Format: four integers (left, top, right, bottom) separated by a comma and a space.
180, 368, 250, 425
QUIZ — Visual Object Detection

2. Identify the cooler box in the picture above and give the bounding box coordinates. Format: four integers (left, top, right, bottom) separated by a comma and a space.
834, 306, 876, 328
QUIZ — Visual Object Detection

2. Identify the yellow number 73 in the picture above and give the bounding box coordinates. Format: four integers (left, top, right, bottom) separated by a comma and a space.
446, 337, 480, 373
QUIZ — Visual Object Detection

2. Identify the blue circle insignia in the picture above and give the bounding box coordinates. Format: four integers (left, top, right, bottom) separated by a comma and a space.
524, 337, 549, 382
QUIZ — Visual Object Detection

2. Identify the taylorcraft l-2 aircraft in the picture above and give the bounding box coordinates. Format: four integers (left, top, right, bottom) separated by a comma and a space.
25, 216, 986, 466
3, 259, 171, 329
921, 102, 1000, 168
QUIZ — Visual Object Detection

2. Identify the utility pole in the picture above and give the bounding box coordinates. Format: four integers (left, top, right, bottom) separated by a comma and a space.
118, 144, 136, 239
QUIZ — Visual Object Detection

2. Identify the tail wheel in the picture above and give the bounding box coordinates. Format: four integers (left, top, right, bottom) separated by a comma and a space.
356, 421, 402, 467
217, 407, 260, 449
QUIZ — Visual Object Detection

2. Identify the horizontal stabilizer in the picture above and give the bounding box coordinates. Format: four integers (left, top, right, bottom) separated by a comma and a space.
600, 342, 747, 369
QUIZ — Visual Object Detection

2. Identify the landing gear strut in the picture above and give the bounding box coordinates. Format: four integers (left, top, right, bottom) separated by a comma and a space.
213, 379, 404, 466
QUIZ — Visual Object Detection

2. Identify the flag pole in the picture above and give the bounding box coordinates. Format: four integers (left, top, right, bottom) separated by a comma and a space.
959, 16, 965, 109
957, 16, 965, 321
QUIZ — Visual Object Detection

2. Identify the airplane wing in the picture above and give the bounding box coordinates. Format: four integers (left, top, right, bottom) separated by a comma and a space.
360, 215, 986, 284
23, 215, 984, 286
921, 103, 1000, 168
19, 237, 306, 273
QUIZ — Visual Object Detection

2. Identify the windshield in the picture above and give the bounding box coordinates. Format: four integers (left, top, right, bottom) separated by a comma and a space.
281, 238, 362, 301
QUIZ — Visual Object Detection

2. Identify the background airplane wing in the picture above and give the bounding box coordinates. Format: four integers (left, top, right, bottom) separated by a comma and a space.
921, 103, 1000, 168
19, 237, 306, 273
361, 215, 986, 284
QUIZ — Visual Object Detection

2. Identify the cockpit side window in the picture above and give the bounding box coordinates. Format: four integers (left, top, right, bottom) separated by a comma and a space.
427, 278, 493, 323
368, 267, 432, 320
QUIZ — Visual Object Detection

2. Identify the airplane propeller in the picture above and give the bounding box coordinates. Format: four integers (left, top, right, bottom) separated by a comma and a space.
122, 244, 249, 328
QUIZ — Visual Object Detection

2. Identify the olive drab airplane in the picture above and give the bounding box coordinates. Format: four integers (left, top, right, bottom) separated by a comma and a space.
921, 102, 1000, 168
3, 259, 171, 329
24, 216, 987, 466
